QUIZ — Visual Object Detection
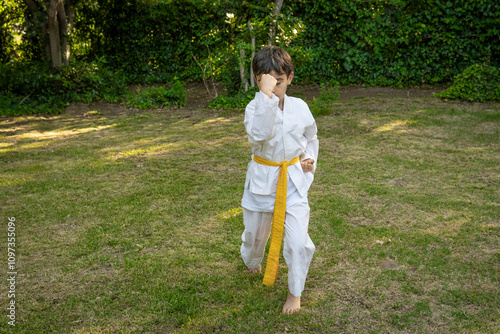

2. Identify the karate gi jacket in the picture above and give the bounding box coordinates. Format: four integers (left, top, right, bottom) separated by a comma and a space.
242, 91, 319, 207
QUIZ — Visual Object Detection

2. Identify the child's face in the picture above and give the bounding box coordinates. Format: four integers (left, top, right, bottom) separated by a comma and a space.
256, 70, 294, 102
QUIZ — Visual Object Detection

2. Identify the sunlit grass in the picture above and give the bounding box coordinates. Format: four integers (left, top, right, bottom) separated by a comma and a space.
373, 119, 414, 132
0, 96, 498, 333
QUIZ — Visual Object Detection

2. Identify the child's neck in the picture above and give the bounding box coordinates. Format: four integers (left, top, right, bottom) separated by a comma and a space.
279, 97, 285, 110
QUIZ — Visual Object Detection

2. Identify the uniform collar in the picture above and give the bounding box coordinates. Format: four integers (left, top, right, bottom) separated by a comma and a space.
282, 94, 290, 112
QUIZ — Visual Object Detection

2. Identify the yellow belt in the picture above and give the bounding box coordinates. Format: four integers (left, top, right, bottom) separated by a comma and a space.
253, 154, 300, 286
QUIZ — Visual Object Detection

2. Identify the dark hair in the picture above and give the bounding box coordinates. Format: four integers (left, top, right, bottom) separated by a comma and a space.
252, 46, 294, 78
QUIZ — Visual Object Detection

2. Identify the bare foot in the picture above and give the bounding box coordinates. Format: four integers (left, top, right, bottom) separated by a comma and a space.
282, 291, 301, 314
247, 265, 261, 274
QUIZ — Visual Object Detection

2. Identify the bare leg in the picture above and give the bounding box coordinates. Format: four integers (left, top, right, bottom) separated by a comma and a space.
281, 204, 314, 313
282, 290, 301, 314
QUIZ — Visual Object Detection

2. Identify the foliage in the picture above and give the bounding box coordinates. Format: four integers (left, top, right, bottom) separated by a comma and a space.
309, 83, 340, 117
125, 82, 187, 109
435, 64, 500, 102
0, 91, 62, 116
1, 0, 499, 103
207, 86, 259, 109
287, 0, 500, 87
0, 60, 126, 115
69, 0, 500, 87
79, 0, 230, 83
0, 1, 19, 62
15, 0, 48, 62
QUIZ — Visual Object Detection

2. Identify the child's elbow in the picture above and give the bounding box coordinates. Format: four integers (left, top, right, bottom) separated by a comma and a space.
249, 127, 275, 143
249, 132, 272, 143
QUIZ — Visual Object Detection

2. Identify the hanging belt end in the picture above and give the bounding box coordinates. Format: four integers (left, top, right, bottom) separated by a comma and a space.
262, 277, 275, 286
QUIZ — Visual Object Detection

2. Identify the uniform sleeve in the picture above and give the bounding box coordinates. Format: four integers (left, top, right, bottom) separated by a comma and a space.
302, 115, 319, 174
244, 91, 280, 144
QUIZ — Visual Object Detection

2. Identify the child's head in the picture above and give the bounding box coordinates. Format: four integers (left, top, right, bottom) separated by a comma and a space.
253, 46, 294, 106
252, 46, 294, 78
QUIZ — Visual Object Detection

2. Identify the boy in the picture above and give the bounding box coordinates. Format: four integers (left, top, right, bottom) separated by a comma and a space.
240, 46, 319, 314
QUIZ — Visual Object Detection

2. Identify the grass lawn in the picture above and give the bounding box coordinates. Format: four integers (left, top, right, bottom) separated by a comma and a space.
0, 91, 499, 333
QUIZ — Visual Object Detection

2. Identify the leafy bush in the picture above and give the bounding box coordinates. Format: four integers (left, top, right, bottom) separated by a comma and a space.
0, 60, 127, 115
125, 82, 187, 109
0, 59, 188, 115
208, 87, 259, 109
0, 92, 64, 116
309, 84, 340, 117
435, 64, 500, 102
58, 61, 127, 103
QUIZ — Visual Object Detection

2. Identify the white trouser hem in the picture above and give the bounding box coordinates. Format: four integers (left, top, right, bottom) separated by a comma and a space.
240, 204, 315, 297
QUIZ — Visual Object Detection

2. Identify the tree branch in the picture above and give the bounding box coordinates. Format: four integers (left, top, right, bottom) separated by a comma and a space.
247, 19, 255, 87
22, 0, 40, 13
268, 0, 284, 46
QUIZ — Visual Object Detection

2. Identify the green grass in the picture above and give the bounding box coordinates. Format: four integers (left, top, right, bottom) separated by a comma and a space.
0, 94, 499, 333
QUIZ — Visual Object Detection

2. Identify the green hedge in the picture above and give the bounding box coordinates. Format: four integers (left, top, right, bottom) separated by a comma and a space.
78, 0, 499, 87
2, 0, 499, 94
288, 0, 500, 86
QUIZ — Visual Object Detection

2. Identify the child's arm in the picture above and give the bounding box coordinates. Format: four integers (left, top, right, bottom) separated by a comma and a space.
259, 74, 277, 98
301, 120, 319, 173
244, 76, 280, 143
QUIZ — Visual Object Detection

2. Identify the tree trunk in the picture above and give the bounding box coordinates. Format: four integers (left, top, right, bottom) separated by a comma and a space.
239, 47, 248, 92
247, 20, 255, 87
66, 1, 75, 27
57, 1, 69, 66
47, 0, 62, 67
66, 0, 75, 59
24, 0, 72, 67
268, 0, 284, 46
43, 20, 51, 62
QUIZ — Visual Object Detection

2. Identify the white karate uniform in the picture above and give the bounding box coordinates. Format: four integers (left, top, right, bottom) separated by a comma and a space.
240, 91, 319, 297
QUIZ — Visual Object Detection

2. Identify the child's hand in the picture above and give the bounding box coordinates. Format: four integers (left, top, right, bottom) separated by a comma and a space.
259, 74, 277, 98
301, 158, 314, 173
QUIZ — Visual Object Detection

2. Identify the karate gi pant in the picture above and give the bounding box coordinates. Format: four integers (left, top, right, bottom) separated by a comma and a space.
240, 202, 315, 297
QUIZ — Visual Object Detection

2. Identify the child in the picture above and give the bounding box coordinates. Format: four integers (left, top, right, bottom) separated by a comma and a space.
240, 46, 319, 314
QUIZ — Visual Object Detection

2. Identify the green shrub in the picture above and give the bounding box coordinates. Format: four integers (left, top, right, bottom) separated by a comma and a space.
0, 91, 65, 116
435, 64, 500, 102
58, 61, 127, 103
309, 83, 340, 117
0, 60, 127, 115
125, 82, 187, 109
207, 87, 259, 109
